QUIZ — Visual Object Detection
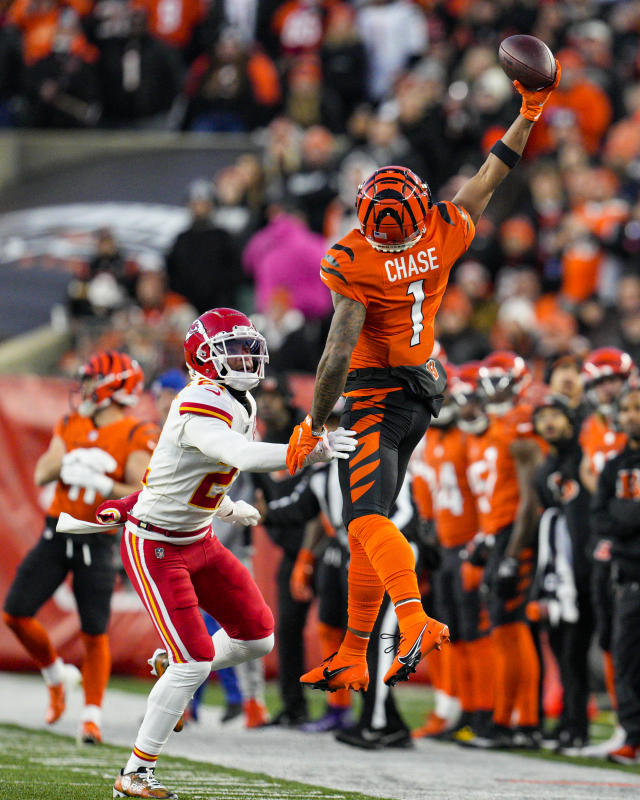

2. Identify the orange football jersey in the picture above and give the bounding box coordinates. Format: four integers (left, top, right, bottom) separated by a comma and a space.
466, 405, 538, 535
320, 202, 475, 369
579, 413, 627, 477
48, 413, 158, 522
419, 426, 477, 548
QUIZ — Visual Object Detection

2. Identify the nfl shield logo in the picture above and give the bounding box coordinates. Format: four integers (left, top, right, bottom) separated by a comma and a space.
155, 547, 165, 559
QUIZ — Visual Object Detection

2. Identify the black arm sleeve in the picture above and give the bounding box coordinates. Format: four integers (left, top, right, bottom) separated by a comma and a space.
264, 478, 321, 528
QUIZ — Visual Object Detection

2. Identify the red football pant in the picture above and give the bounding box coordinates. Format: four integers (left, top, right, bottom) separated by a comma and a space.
121, 528, 274, 663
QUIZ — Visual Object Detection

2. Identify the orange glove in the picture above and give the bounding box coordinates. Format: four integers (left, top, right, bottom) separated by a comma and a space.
461, 561, 484, 593
514, 59, 561, 122
290, 547, 315, 602
286, 414, 325, 475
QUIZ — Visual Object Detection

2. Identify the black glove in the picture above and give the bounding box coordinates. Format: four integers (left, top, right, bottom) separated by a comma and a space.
465, 533, 494, 567
496, 556, 519, 598
417, 520, 442, 571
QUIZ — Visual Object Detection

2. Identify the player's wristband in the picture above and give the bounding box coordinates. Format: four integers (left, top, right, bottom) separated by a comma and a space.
490, 140, 520, 169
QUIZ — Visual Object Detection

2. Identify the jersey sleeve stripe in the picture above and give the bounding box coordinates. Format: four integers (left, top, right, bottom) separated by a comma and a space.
435, 202, 455, 226
321, 263, 348, 284
331, 243, 355, 262
179, 403, 232, 426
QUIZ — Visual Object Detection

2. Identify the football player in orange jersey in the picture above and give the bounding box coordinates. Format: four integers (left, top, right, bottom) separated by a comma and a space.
462, 352, 544, 748
578, 347, 636, 755
412, 367, 493, 740
3, 351, 157, 743
286, 65, 562, 693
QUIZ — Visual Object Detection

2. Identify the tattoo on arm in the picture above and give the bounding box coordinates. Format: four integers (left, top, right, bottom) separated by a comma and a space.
310, 292, 366, 431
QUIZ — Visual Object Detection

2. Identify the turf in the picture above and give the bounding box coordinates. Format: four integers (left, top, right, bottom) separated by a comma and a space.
0, 723, 393, 800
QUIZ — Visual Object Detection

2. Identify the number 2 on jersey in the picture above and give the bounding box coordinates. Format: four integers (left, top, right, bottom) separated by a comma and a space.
189, 467, 238, 509
407, 280, 425, 346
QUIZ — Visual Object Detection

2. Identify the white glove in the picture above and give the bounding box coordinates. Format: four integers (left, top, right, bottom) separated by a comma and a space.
215, 496, 261, 526
60, 461, 114, 503
62, 448, 118, 474
305, 427, 358, 466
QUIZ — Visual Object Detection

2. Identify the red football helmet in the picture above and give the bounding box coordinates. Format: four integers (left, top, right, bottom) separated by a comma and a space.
184, 308, 268, 390
581, 347, 635, 386
78, 351, 144, 416
356, 165, 431, 252
478, 351, 531, 413
582, 347, 636, 416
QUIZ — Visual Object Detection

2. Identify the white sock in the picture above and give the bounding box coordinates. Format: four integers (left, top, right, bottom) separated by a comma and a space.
41, 657, 65, 687
210, 629, 274, 670
124, 661, 211, 774
434, 689, 461, 723
81, 704, 102, 725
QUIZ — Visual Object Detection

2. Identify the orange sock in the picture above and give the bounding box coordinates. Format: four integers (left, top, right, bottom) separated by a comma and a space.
513, 623, 540, 727
426, 648, 443, 691
3, 613, 57, 668
342, 529, 384, 656
318, 623, 350, 708
349, 514, 425, 631
490, 623, 522, 727
467, 636, 494, 713
451, 642, 474, 713
603, 650, 617, 711
81, 633, 111, 707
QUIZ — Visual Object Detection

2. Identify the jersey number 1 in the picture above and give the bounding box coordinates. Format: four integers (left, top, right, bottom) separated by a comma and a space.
407, 280, 426, 346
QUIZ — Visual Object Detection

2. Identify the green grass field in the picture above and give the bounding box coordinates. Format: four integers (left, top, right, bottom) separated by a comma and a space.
1, 677, 638, 800
0, 723, 393, 800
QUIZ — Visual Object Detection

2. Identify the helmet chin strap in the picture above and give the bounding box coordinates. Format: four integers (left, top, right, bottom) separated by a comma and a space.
225, 373, 260, 391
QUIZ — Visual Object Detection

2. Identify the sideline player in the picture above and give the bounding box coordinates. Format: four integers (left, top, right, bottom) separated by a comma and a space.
464, 352, 543, 748
106, 308, 355, 799
3, 351, 155, 743
286, 66, 562, 691
412, 367, 493, 741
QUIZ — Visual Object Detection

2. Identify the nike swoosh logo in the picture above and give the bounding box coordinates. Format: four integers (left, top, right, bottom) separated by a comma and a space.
397, 624, 427, 665
322, 665, 350, 681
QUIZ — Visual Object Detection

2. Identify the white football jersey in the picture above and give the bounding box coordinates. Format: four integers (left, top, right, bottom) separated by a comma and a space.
129, 378, 256, 543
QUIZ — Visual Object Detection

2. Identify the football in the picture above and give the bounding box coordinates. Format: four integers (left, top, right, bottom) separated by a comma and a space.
498, 35, 556, 90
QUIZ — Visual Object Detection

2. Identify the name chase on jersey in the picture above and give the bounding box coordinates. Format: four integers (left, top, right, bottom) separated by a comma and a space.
384, 248, 440, 283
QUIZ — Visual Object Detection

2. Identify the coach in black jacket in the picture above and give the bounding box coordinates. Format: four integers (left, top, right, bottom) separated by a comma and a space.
533, 394, 593, 751
592, 383, 640, 763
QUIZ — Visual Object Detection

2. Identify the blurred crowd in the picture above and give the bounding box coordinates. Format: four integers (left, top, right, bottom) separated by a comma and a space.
32, 0, 638, 387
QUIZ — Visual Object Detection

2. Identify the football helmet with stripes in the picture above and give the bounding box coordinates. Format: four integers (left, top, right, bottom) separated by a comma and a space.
184, 308, 268, 390
355, 165, 432, 252
77, 351, 143, 416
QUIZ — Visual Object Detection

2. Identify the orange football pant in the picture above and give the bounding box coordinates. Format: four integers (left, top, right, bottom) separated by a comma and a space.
81, 632, 111, 707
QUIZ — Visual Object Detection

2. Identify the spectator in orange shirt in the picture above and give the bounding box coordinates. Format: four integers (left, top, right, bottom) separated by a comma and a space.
7, 0, 92, 66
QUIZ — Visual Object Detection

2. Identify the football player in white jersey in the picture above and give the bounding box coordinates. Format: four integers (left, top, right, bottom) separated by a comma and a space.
110, 307, 356, 800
